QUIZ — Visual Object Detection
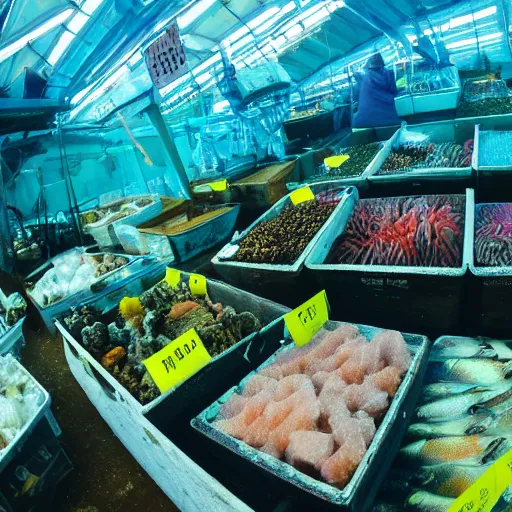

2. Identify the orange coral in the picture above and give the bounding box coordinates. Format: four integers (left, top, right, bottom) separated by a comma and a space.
168, 301, 200, 320
101, 347, 127, 369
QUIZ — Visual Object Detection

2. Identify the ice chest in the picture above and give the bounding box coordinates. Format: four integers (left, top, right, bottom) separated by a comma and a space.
137, 203, 241, 263
55, 271, 291, 511
192, 320, 430, 511
305, 189, 474, 334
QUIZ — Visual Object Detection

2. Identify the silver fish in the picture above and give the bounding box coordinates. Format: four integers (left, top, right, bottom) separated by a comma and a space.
427, 359, 512, 385
415, 383, 511, 421
412, 463, 488, 498
480, 338, 512, 361
421, 382, 483, 403
429, 337, 497, 361
407, 411, 493, 440
405, 491, 454, 512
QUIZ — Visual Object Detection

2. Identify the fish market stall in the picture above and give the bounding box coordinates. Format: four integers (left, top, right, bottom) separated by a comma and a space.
193, 320, 429, 510
0, 290, 27, 357
368, 122, 474, 197
56, 269, 290, 511
374, 335, 512, 511
306, 189, 473, 333
25, 247, 155, 335
212, 183, 354, 302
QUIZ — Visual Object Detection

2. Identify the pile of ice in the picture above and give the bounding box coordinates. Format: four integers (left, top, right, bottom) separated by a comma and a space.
0, 355, 44, 454
213, 324, 411, 488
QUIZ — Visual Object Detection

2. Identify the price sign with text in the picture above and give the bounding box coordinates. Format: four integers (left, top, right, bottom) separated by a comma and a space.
207, 179, 228, 192
290, 186, 315, 206
165, 267, 181, 289
284, 290, 330, 346
448, 449, 512, 512
190, 273, 207, 296
143, 328, 212, 394
145, 22, 188, 88
324, 155, 350, 168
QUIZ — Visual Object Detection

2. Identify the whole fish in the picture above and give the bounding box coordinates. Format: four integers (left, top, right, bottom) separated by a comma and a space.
421, 382, 484, 403
429, 337, 497, 361
466, 409, 512, 436
412, 463, 488, 498
405, 490, 454, 512
415, 383, 511, 421
399, 436, 511, 466
479, 337, 512, 361
407, 411, 493, 440
426, 358, 512, 385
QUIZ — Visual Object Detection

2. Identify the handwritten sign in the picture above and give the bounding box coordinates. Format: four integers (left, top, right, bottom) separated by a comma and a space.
145, 22, 188, 89
165, 268, 181, 289
143, 328, 212, 394
290, 186, 315, 206
324, 155, 350, 168
448, 449, 512, 512
190, 273, 207, 296
284, 290, 330, 346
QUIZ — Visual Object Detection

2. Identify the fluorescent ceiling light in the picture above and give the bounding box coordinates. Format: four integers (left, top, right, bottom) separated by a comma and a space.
81, 0, 105, 16
48, 31, 75, 65
445, 31, 502, 50
68, 12, 89, 33
178, 0, 217, 29
0, 9, 73, 63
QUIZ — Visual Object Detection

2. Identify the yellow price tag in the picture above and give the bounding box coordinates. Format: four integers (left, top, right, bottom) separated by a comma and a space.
208, 179, 228, 192
448, 449, 512, 512
190, 273, 207, 296
143, 328, 212, 394
284, 290, 330, 347
290, 186, 315, 206
165, 268, 181, 289
324, 155, 350, 168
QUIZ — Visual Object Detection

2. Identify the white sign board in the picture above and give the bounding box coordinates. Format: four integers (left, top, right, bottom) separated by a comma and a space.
145, 22, 188, 89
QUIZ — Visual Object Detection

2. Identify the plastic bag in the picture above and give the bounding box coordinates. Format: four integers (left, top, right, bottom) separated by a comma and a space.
67, 263, 96, 296
5, 293, 27, 326
398, 126, 430, 147
51, 248, 83, 283
115, 225, 149, 255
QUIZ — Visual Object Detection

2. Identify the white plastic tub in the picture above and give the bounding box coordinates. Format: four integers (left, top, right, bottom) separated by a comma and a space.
0, 355, 51, 473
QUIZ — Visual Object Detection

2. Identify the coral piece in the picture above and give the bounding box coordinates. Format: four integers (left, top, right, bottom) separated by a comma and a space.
64, 306, 99, 341
81, 322, 111, 359
119, 297, 144, 321
101, 347, 126, 369
169, 301, 200, 319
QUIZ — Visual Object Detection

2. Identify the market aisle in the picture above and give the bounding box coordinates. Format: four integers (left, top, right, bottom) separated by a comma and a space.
21, 326, 177, 512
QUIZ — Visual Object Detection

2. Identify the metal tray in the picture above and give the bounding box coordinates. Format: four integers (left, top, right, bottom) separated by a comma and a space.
369, 122, 473, 183
473, 124, 512, 172
192, 321, 430, 510
306, 188, 473, 277
395, 87, 460, 117
212, 184, 355, 287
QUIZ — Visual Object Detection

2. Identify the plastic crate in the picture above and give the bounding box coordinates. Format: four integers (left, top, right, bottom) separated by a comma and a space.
212, 184, 355, 292
305, 189, 474, 333
192, 320, 430, 511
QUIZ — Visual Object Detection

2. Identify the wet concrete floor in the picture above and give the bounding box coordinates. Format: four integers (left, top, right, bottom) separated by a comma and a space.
21, 323, 178, 512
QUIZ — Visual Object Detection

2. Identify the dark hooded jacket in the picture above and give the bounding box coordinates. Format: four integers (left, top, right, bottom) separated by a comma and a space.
353, 54, 401, 128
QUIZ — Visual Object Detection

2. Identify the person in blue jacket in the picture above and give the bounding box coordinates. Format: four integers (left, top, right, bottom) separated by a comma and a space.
353, 53, 401, 128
